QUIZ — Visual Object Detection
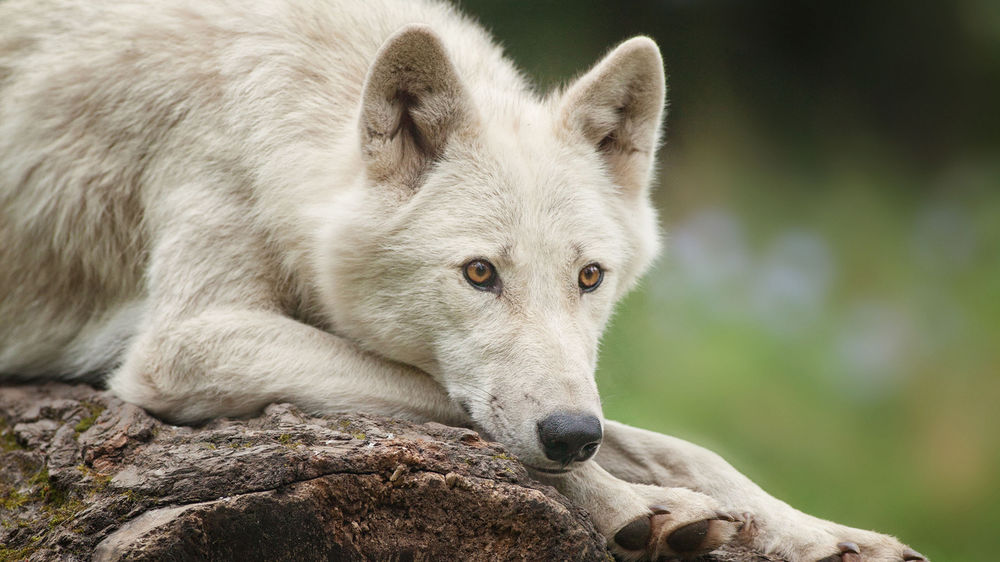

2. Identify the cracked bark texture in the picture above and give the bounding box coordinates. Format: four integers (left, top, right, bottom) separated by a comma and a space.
0, 383, 775, 561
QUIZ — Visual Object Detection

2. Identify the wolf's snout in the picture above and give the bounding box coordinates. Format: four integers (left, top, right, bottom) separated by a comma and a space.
536, 413, 603, 464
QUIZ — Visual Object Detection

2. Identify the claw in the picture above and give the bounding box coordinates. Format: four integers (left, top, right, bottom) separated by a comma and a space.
838, 542, 861, 554
732, 511, 758, 545
837, 541, 862, 562
714, 511, 738, 522
902, 547, 927, 561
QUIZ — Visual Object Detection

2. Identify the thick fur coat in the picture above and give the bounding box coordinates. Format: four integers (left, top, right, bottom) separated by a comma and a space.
0, 1, 924, 560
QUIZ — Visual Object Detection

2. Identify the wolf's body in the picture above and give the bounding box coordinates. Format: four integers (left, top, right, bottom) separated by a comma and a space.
0, 1, 922, 560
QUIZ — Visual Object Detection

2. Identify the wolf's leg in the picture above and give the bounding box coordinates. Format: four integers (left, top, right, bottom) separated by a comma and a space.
531, 461, 740, 561
596, 420, 927, 562
106, 188, 468, 426
109, 309, 468, 425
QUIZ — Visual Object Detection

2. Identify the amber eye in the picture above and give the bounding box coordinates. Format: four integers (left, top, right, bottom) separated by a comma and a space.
463, 259, 498, 290
578, 263, 603, 292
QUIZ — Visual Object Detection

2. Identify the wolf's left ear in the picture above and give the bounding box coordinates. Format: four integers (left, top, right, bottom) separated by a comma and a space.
558, 37, 666, 193
359, 25, 474, 189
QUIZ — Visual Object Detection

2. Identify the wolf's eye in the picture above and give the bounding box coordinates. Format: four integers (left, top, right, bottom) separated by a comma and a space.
578, 263, 603, 292
463, 259, 498, 290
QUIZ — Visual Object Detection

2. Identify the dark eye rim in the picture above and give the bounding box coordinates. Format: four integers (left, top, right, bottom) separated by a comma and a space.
578, 263, 604, 292
462, 259, 500, 292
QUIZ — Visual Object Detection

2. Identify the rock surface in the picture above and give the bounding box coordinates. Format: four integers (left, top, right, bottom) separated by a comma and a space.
1, 383, 776, 561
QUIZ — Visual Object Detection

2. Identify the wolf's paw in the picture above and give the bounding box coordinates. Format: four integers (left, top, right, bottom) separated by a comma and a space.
609, 487, 739, 560
612, 508, 739, 560
749, 516, 928, 562
810, 538, 927, 562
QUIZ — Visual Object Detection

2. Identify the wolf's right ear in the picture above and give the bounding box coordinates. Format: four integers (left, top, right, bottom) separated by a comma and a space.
358, 25, 474, 189
558, 37, 666, 195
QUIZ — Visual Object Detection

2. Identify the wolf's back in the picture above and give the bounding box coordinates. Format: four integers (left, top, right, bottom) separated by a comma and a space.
0, 0, 514, 376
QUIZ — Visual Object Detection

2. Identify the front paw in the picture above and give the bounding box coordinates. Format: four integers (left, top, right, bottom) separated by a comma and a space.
610, 487, 740, 560
811, 538, 927, 562
613, 509, 739, 560
748, 515, 927, 562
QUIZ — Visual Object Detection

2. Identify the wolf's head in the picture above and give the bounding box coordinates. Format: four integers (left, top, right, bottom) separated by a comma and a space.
319, 25, 664, 473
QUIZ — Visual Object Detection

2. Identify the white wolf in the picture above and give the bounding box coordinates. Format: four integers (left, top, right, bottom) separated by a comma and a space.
0, 0, 925, 560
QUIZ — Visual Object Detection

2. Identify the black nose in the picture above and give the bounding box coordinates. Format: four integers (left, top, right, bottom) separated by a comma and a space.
536, 412, 603, 464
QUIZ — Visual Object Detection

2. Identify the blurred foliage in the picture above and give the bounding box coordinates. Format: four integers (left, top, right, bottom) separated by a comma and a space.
460, 1, 999, 560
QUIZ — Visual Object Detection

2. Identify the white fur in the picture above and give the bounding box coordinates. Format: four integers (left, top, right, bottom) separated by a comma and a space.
0, 1, 922, 560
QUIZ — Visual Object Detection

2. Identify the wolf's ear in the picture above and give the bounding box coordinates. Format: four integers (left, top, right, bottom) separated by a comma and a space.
558, 37, 666, 194
359, 24, 474, 189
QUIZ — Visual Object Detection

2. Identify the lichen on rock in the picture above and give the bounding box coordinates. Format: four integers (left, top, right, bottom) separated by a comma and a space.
0, 383, 771, 561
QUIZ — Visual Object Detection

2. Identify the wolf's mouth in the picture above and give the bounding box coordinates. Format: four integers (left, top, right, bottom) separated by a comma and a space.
453, 398, 577, 476
523, 464, 572, 475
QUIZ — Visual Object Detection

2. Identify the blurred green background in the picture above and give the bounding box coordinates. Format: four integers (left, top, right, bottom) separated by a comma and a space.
459, 1, 999, 560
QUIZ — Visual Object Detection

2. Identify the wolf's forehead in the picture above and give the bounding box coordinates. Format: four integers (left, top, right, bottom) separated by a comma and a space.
450, 121, 614, 201
422, 142, 626, 257
441, 135, 612, 214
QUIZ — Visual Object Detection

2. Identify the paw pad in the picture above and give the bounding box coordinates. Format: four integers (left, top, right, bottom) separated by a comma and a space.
666, 519, 709, 553
613, 517, 651, 551
614, 511, 735, 559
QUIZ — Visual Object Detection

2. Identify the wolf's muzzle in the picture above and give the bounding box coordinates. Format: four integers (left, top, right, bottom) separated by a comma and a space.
536, 412, 602, 465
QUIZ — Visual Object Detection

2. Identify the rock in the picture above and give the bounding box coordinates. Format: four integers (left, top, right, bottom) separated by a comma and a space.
0, 383, 775, 561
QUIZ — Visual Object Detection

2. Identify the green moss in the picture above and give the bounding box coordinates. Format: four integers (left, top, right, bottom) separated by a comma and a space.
0, 545, 38, 562
27, 466, 49, 487
119, 488, 147, 509
1, 463, 86, 544
0, 486, 29, 510
351, 432, 366, 440
73, 402, 105, 438
276, 433, 302, 448
46, 498, 85, 528
75, 464, 112, 493
26, 466, 70, 508
491, 453, 515, 461
0, 418, 25, 451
